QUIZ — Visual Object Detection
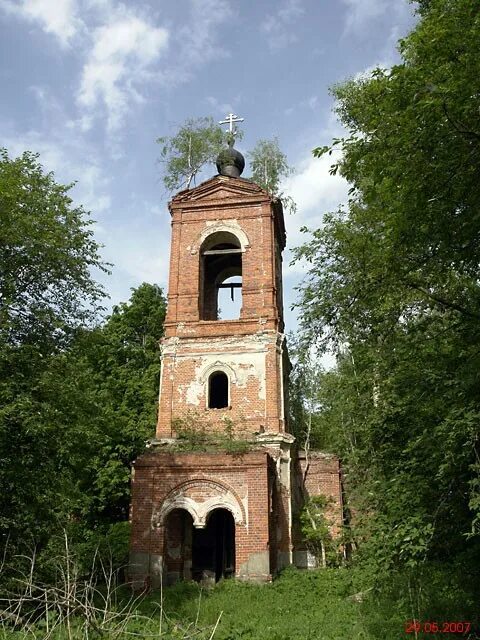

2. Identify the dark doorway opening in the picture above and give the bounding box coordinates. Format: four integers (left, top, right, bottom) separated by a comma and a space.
192, 509, 235, 582
208, 371, 229, 409
164, 508, 193, 583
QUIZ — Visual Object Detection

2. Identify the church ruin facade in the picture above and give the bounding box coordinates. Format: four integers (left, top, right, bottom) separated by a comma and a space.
129, 119, 342, 586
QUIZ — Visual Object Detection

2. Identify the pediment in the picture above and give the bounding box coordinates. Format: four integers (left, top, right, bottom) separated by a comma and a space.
171, 175, 270, 206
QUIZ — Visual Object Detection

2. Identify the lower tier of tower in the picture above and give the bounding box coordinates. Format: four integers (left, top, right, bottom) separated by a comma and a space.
128, 448, 343, 587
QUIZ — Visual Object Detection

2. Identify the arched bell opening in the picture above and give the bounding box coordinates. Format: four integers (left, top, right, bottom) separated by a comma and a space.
164, 508, 194, 584
192, 508, 236, 582
199, 232, 242, 321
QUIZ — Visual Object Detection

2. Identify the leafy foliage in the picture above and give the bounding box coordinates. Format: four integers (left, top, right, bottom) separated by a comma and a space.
0, 149, 108, 568
300, 496, 338, 567
1, 281, 166, 578
248, 137, 296, 214
0, 149, 107, 350
0, 150, 166, 579
71, 282, 167, 527
17, 282, 165, 580
157, 117, 228, 192
140, 569, 367, 640
171, 410, 251, 454
288, 334, 334, 449
134, 566, 479, 639
156, 121, 296, 214
294, 0, 480, 582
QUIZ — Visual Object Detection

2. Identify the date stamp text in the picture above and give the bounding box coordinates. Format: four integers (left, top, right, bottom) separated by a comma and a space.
405, 621, 472, 634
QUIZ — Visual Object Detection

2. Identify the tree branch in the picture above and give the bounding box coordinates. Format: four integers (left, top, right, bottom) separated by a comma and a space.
406, 281, 480, 320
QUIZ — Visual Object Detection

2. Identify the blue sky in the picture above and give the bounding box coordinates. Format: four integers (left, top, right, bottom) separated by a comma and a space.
0, 0, 417, 333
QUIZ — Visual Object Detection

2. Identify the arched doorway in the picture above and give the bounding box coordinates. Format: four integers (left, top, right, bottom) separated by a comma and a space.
164, 508, 193, 584
192, 508, 235, 582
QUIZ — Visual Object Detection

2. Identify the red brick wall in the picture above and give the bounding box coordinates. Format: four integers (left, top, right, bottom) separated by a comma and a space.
155, 175, 288, 440
291, 452, 344, 567
164, 177, 285, 331
299, 452, 343, 535
156, 334, 287, 438
130, 451, 272, 582
129, 174, 343, 584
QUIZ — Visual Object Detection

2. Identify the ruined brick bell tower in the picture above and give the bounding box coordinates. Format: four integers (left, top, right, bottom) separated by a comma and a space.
129, 115, 340, 586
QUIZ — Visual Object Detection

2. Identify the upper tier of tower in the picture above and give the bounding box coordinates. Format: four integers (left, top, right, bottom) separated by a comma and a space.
164, 174, 286, 339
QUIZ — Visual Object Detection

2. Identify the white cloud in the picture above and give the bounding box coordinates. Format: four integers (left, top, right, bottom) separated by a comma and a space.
75, 163, 111, 213
350, 13, 412, 74
76, 0, 233, 136
1, 0, 233, 138
170, 0, 232, 86
305, 96, 319, 110
281, 149, 348, 365
1, 126, 111, 217
280, 116, 349, 356
0, 121, 171, 312
104, 233, 169, 287
342, 0, 386, 35
284, 95, 319, 117
96, 197, 171, 298
342, 0, 414, 39
0, 0, 170, 136
77, 10, 169, 133
282, 150, 349, 274
205, 96, 235, 118
0, 0, 81, 45
261, 0, 304, 50
184, 0, 232, 61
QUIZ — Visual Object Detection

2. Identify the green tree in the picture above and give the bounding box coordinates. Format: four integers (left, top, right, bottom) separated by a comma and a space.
288, 334, 329, 450
248, 137, 296, 214
0, 149, 106, 349
0, 149, 107, 564
0, 150, 166, 579
156, 120, 296, 214
157, 117, 226, 192
294, 0, 480, 579
300, 496, 336, 568
77, 283, 166, 524
38, 283, 166, 576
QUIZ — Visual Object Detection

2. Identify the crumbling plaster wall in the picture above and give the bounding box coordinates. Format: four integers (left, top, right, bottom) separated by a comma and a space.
157, 331, 287, 438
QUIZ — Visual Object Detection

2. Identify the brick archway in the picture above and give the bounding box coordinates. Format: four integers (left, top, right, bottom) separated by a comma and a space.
152, 478, 246, 529
192, 223, 250, 255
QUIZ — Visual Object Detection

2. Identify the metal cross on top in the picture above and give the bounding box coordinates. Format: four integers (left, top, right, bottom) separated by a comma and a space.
219, 113, 244, 135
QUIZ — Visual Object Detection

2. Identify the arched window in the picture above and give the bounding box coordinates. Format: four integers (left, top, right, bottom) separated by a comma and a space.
208, 371, 229, 409
199, 232, 242, 321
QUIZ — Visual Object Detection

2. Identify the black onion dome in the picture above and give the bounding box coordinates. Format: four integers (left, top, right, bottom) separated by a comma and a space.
216, 138, 245, 178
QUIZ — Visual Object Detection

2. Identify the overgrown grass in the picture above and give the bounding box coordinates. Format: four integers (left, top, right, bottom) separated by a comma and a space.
2, 565, 479, 639
138, 568, 377, 640
137, 566, 480, 640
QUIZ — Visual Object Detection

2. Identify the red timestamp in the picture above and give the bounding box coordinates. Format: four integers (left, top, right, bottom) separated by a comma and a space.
405, 620, 472, 634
